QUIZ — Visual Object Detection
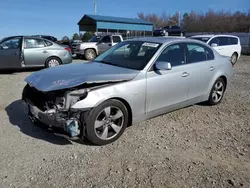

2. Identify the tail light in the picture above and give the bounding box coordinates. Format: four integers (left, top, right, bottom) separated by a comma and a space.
65, 47, 71, 52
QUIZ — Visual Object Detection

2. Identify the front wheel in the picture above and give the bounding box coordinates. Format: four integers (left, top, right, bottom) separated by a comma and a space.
84, 49, 96, 60
85, 99, 128, 145
206, 78, 226, 105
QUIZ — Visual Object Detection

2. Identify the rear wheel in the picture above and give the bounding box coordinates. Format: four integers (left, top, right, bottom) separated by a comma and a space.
85, 49, 96, 60
45, 57, 61, 68
207, 78, 226, 105
231, 53, 238, 65
85, 99, 128, 145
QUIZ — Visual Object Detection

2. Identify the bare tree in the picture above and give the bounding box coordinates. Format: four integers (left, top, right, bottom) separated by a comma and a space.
138, 10, 250, 32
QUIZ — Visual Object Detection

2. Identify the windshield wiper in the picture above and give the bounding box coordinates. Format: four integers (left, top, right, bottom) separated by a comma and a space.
97, 60, 114, 65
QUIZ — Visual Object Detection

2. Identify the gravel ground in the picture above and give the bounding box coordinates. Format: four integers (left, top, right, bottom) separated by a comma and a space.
0, 57, 250, 188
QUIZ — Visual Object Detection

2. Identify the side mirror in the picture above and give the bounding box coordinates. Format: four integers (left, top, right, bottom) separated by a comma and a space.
211, 43, 218, 47
155, 61, 172, 70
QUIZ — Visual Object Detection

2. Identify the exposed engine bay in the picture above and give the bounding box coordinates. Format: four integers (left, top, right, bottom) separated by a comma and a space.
22, 83, 112, 138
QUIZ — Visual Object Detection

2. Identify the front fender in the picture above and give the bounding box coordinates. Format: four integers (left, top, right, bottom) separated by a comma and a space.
70, 75, 146, 122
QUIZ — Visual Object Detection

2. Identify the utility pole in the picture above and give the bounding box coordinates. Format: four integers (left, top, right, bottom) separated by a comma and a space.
94, 0, 97, 15
178, 11, 181, 27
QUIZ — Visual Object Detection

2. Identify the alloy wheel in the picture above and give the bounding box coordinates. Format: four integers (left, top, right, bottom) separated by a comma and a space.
212, 80, 224, 103
48, 59, 60, 67
94, 106, 124, 140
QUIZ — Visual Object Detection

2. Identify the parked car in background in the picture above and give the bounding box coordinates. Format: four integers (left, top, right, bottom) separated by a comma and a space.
0, 36, 72, 69
153, 26, 185, 37
190, 35, 241, 65
70, 40, 85, 56
33, 35, 58, 42
73, 34, 123, 60
23, 37, 233, 145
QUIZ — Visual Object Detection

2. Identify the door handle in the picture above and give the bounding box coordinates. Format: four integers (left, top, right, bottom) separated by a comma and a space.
43, 50, 48, 53
210, 66, 215, 71
108, 44, 112, 46
182, 72, 189, 77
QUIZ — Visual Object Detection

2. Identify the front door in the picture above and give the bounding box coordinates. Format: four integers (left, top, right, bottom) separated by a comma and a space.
23, 38, 48, 66
146, 43, 189, 114
0, 37, 22, 69
98, 36, 112, 54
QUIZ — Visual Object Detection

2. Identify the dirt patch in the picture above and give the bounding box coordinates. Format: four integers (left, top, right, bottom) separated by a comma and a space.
0, 58, 250, 188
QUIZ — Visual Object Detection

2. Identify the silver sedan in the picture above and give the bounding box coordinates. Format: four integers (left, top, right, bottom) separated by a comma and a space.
22, 37, 233, 145
0, 36, 72, 69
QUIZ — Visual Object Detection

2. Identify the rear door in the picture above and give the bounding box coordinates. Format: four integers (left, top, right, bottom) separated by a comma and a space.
97, 36, 112, 54
228, 37, 240, 55
185, 43, 216, 100
23, 38, 49, 66
112, 36, 122, 46
171, 26, 181, 36
0, 37, 22, 69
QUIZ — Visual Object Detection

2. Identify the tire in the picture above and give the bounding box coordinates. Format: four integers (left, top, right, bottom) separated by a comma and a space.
85, 99, 129, 145
84, 49, 96, 60
45, 57, 61, 68
206, 78, 226, 105
231, 53, 238, 66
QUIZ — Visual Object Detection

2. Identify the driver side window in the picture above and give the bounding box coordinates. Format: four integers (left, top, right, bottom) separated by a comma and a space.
101, 36, 111, 43
156, 43, 185, 67
0, 37, 22, 50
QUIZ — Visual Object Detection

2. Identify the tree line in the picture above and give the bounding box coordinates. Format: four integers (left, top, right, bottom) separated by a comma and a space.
138, 9, 250, 32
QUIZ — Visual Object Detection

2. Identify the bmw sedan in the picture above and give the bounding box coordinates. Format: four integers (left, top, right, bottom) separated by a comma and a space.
0, 36, 72, 69
22, 37, 233, 145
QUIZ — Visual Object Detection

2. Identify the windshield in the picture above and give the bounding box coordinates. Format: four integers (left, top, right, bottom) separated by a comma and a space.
89, 36, 101, 42
191, 37, 211, 43
94, 41, 161, 70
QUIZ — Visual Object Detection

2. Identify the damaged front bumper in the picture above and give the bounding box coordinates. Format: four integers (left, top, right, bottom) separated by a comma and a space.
25, 98, 90, 138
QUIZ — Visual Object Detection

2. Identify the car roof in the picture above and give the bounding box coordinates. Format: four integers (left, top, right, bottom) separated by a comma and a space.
191, 34, 239, 38
128, 36, 195, 44
1, 35, 55, 41
191, 35, 214, 38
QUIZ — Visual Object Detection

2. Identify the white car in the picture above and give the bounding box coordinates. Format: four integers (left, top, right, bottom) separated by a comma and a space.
190, 35, 241, 65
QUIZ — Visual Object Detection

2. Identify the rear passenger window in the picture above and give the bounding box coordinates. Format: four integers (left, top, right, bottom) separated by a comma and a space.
218, 37, 229, 46
156, 43, 186, 67
187, 43, 214, 63
44, 40, 53, 46
25, 38, 45, 48
228, 37, 238, 45
112, 36, 122, 43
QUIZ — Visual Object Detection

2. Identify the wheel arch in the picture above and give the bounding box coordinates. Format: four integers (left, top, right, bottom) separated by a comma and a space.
45, 56, 62, 66
232, 51, 238, 58
205, 74, 228, 100
84, 48, 97, 55
108, 97, 133, 127
220, 75, 227, 90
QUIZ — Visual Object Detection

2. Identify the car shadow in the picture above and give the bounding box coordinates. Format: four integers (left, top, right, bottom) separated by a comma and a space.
5, 100, 73, 145
0, 67, 42, 74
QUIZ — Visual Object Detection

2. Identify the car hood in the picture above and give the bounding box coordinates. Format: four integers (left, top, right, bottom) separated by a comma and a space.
25, 62, 139, 92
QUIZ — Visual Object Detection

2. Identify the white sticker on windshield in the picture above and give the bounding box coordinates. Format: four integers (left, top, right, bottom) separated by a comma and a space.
142, 42, 159, 48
